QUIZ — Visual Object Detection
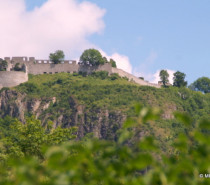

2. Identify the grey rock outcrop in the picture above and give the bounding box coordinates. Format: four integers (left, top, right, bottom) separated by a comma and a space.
0, 90, 126, 140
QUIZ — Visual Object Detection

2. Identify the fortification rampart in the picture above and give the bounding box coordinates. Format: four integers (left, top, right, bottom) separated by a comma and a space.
1, 56, 161, 89
27, 63, 79, 74
111, 68, 160, 88
0, 71, 28, 88
79, 63, 112, 74
4, 57, 77, 72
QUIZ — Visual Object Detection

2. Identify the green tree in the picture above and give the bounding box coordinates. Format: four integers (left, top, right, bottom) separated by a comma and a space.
110, 58, 117, 68
21, 64, 26, 72
79, 49, 104, 66
14, 63, 21, 71
102, 57, 108, 63
49, 50, 65, 64
13, 63, 26, 72
0, 117, 77, 159
159, 70, 169, 87
0, 59, 8, 71
173, 71, 187, 87
189, 77, 210, 93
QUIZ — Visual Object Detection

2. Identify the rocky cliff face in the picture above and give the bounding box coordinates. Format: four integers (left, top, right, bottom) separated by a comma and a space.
0, 90, 126, 140
0, 90, 53, 122
0, 89, 179, 140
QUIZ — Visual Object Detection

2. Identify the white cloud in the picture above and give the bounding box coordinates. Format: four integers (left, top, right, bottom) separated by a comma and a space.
0, 0, 105, 59
133, 68, 175, 84
99, 50, 132, 73
151, 69, 175, 84
133, 51, 176, 84
110, 53, 132, 73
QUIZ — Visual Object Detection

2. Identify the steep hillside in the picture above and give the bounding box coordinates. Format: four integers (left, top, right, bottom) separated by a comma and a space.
0, 72, 209, 149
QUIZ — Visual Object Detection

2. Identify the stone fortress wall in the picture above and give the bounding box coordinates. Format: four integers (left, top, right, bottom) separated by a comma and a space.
0, 71, 28, 88
4, 57, 113, 75
0, 56, 160, 89
112, 68, 160, 88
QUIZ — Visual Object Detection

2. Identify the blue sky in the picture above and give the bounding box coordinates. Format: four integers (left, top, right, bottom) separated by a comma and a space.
3, 0, 210, 83
84, 0, 210, 84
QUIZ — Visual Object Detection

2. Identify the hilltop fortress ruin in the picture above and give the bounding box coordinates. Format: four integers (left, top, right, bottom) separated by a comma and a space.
0, 56, 160, 89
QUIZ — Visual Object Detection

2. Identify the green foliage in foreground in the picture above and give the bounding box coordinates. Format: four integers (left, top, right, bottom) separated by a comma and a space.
0, 117, 77, 160
0, 106, 209, 185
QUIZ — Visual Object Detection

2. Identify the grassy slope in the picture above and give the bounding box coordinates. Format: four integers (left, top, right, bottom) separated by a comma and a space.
14, 73, 210, 118
12, 72, 210, 153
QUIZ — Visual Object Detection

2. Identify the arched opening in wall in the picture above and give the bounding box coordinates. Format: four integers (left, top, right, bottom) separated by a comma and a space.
49, 72, 52, 74
67, 71, 70, 73
49, 61, 52, 64
69, 61, 72, 64
43, 72, 47, 74
44, 61, 47, 64
55, 72, 58, 74
61, 61, 64, 64
38, 61, 42, 63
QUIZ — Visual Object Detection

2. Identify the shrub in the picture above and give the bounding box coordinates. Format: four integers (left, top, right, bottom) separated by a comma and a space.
0, 59, 8, 71
110, 58, 117, 68
109, 73, 120, 80
79, 71, 88, 77
56, 78, 63, 84
91, 71, 109, 79
20, 83, 40, 93
14, 63, 21, 71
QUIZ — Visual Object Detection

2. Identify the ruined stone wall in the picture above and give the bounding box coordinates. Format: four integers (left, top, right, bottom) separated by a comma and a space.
27, 63, 79, 74
27, 60, 112, 75
0, 71, 28, 89
79, 63, 112, 74
35, 60, 76, 65
1, 56, 160, 88
11, 57, 28, 63
111, 68, 161, 88
4, 57, 77, 74
96, 63, 112, 73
